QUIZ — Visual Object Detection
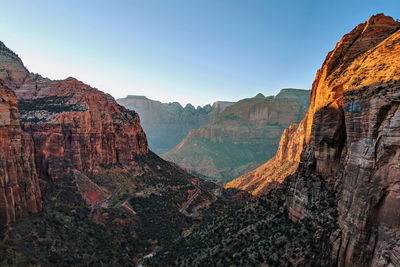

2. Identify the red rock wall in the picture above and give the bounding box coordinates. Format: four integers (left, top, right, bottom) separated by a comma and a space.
228, 14, 400, 266
0, 40, 149, 226
0, 80, 41, 226
286, 14, 400, 266
19, 77, 148, 180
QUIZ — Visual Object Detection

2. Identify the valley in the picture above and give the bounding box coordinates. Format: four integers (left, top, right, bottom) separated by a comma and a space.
0, 12, 399, 267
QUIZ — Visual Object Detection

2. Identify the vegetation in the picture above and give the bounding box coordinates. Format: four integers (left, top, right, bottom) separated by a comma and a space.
0, 177, 146, 266
163, 90, 311, 183
18, 96, 87, 122
0, 153, 223, 266
0, 152, 337, 266
149, 173, 339, 266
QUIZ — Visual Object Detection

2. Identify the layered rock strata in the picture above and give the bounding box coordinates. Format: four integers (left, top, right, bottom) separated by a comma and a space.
117, 95, 234, 154
0, 80, 41, 226
18, 77, 148, 180
227, 14, 400, 266
163, 89, 310, 183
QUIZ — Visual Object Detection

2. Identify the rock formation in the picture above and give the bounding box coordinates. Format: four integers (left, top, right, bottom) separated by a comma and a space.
163, 89, 310, 183
17, 77, 148, 180
0, 38, 150, 226
1, 13, 399, 267
0, 40, 149, 182
225, 121, 306, 195
0, 80, 41, 226
0, 40, 231, 266
117, 95, 233, 154
0, 41, 28, 86
227, 13, 400, 266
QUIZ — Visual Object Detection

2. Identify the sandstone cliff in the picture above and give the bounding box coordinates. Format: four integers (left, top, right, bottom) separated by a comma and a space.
227, 14, 400, 266
17, 77, 148, 180
0, 41, 233, 266
1, 39, 149, 223
225, 121, 306, 194
117, 95, 233, 153
163, 89, 310, 183
1, 42, 149, 176
1, 13, 399, 266
0, 41, 28, 87
0, 80, 41, 226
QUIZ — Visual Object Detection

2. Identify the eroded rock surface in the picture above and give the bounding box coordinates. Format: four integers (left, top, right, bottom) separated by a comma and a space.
163, 89, 310, 183
17, 77, 148, 180
117, 95, 234, 154
227, 13, 400, 266
0, 80, 41, 226
0, 40, 234, 266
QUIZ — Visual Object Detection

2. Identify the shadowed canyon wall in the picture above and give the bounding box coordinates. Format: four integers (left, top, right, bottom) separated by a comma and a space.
117, 95, 234, 154
0, 80, 41, 225
0, 40, 148, 226
227, 14, 400, 266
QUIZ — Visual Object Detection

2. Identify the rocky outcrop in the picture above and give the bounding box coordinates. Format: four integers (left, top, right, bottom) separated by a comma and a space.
0, 41, 28, 87
117, 95, 233, 154
17, 77, 148, 180
0, 80, 41, 226
0, 40, 225, 267
163, 89, 310, 183
225, 157, 299, 195
1, 13, 399, 266
0, 40, 148, 227
1, 40, 148, 181
226, 120, 307, 195
228, 14, 400, 266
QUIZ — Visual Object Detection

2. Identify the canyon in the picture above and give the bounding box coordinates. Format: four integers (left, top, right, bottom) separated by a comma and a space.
117, 95, 233, 154
0, 40, 236, 265
0, 13, 399, 267
163, 89, 310, 183
225, 13, 400, 266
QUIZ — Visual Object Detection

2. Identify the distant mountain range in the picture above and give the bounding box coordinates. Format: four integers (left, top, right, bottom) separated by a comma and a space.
118, 90, 310, 183
162, 89, 310, 183
117, 95, 234, 153
1, 14, 399, 266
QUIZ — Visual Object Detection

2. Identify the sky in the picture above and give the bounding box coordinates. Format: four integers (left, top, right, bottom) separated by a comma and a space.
0, 1, 399, 106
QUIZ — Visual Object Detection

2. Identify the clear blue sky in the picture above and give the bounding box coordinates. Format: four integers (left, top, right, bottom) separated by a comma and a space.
0, 0, 398, 106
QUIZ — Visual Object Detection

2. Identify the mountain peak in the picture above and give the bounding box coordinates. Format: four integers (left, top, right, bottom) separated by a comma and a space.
0, 40, 29, 86
0, 41, 20, 60
254, 93, 265, 98
126, 95, 149, 100
184, 103, 195, 110
366, 13, 397, 25
275, 88, 310, 100
323, 13, 399, 78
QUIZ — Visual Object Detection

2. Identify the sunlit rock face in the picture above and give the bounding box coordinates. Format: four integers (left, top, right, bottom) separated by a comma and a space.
0, 80, 41, 226
227, 14, 400, 266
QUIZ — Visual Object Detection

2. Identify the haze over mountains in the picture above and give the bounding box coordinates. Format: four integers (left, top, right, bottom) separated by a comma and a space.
0, 13, 399, 267
119, 90, 310, 183
117, 95, 233, 153
151, 13, 400, 266
0, 39, 232, 264
163, 89, 310, 183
